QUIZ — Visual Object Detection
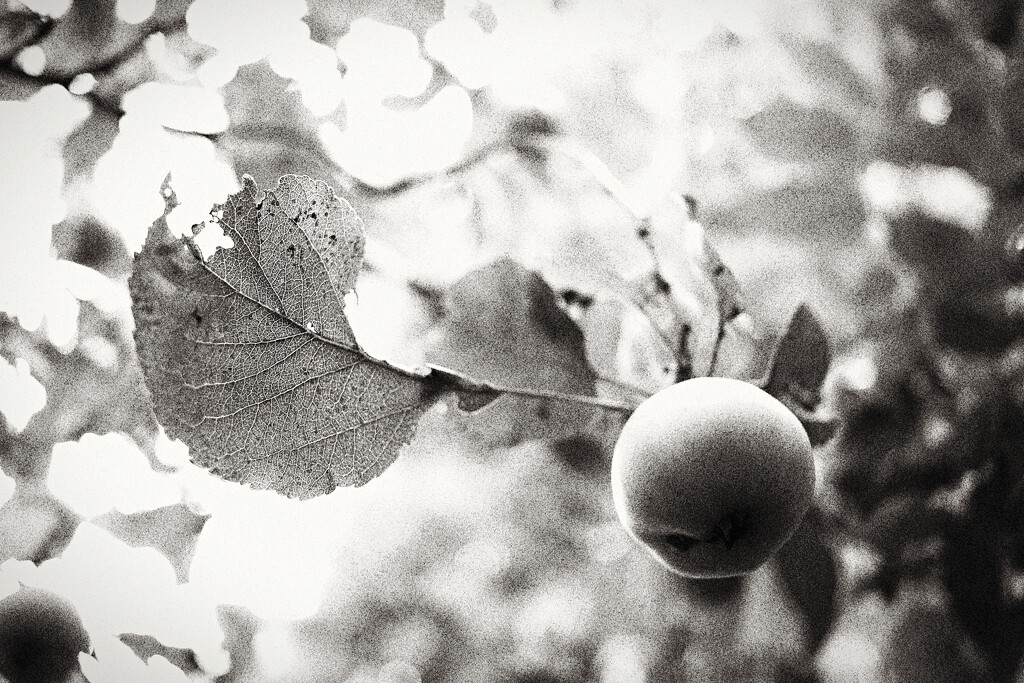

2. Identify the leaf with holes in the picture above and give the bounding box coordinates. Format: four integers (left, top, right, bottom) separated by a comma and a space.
129, 174, 494, 498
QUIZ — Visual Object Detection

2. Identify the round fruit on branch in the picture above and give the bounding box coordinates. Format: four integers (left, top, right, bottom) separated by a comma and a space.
611, 377, 816, 578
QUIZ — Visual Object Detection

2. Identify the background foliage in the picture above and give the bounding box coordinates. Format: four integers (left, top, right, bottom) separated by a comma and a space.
3, 0, 1024, 681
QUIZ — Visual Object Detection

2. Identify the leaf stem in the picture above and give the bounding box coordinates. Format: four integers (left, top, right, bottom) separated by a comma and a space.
545, 138, 646, 219
427, 364, 637, 416
707, 322, 727, 377
595, 374, 654, 400
492, 383, 638, 415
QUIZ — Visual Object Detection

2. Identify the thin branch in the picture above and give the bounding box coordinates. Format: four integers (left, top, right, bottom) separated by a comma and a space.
707, 323, 727, 377
595, 374, 653, 400
428, 364, 637, 416
491, 383, 638, 415
674, 322, 694, 382
350, 140, 511, 197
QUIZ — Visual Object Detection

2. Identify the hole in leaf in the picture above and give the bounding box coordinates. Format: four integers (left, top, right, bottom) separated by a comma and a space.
191, 222, 233, 258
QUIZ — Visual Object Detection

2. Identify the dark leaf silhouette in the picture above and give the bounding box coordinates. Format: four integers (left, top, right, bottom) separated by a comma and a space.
0, 307, 156, 480
93, 503, 209, 583
761, 304, 836, 445
425, 258, 603, 446
743, 99, 856, 165
0, 9, 49, 63
118, 634, 200, 677
888, 213, 1003, 298
860, 493, 948, 560
880, 600, 993, 683
763, 304, 831, 411
945, 522, 1024, 681
773, 509, 837, 653
129, 175, 496, 498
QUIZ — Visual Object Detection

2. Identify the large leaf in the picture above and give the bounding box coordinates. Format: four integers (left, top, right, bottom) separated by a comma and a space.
129, 175, 495, 498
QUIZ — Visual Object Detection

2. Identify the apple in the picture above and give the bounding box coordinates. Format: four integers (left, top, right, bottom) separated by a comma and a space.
0, 586, 90, 683
611, 377, 815, 578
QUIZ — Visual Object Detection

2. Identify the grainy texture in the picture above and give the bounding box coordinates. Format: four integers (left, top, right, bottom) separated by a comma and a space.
764, 304, 831, 410
130, 175, 437, 497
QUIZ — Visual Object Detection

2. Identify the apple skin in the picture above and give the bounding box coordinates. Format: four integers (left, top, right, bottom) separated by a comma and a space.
0, 587, 90, 683
611, 377, 815, 578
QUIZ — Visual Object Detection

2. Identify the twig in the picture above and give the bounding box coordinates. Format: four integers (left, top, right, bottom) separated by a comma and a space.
350, 140, 510, 197
595, 374, 654, 400
427, 364, 637, 416
707, 324, 727, 377
489, 383, 638, 415
675, 322, 694, 381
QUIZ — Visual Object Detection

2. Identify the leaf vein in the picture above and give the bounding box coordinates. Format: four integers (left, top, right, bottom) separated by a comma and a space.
185, 331, 309, 346
193, 358, 363, 422
183, 335, 316, 389
245, 403, 421, 463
